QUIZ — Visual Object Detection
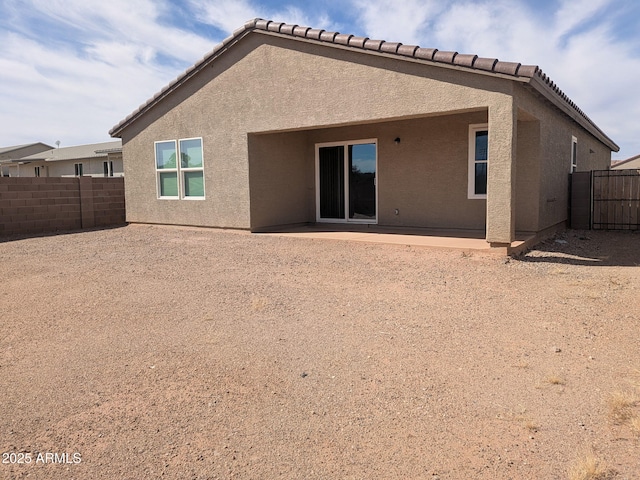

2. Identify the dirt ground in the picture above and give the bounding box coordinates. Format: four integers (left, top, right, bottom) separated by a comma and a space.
1, 224, 639, 479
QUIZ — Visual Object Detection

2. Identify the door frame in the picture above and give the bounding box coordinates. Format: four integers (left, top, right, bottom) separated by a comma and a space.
315, 138, 378, 224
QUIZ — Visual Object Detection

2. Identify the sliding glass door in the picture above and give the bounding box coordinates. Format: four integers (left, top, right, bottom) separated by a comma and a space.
317, 140, 377, 223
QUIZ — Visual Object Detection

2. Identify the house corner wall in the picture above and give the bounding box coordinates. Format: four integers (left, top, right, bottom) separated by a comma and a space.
486, 98, 517, 245
538, 115, 613, 231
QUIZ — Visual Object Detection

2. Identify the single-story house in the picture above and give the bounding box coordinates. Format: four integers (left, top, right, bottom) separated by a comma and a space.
109, 18, 618, 248
5, 141, 123, 178
612, 154, 640, 170
0, 143, 53, 176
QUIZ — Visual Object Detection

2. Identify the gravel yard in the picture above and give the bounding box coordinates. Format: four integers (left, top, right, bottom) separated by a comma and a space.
1, 224, 639, 479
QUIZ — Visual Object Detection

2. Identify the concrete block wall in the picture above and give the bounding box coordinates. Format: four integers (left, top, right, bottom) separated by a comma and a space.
90, 178, 127, 227
0, 177, 125, 236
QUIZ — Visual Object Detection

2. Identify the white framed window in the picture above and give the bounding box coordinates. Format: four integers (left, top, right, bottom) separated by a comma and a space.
103, 160, 114, 177
570, 136, 578, 173
74, 163, 84, 176
155, 138, 204, 199
468, 124, 488, 199
179, 138, 204, 198
34, 166, 41, 177
155, 141, 178, 198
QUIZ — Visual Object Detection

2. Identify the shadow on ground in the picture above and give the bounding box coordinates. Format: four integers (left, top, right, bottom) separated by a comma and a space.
0, 224, 128, 244
518, 229, 640, 267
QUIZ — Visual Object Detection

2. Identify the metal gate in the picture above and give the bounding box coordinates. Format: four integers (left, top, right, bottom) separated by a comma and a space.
592, 169, 640, 230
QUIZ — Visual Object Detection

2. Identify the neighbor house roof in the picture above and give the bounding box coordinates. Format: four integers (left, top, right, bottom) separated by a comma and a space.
17, 140, 122, 163
612, 154, 640, 169
110, 18, 618, 152
0, 142, 53, 156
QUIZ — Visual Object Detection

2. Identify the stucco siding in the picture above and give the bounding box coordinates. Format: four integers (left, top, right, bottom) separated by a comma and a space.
122, 33, 518, 231
375, 115, 487, 229
514, 118, 541, 233
248, 113, 492, 231
513, 85, 611, 231
539, 114, 610, 230
248, 131, 313, 230
117, 30, 616, 241
123, 132, 251, 228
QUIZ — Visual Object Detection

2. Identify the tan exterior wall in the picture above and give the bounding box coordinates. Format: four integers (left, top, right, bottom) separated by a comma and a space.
122, 33, 515, 231
249, 113, 493, 231
514, 117, 541, 233
119, 31, 614, 240
248, 131, 313, 229
512, 85, 611, 231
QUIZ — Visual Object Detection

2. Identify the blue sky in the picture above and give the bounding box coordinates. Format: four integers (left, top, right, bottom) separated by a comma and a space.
0, 0, 638, 159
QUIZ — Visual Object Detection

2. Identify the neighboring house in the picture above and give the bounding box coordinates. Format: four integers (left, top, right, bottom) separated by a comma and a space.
109, 19, 618, 248
6, 141, 123, 178
0, 143, 53, 176
612, 154, 640, 170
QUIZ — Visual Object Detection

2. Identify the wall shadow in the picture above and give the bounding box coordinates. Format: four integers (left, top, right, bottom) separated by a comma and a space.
517, 230, 640, 267
0, 224, 128, 244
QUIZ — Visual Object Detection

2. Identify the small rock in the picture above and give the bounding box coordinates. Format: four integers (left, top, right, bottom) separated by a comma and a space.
554, 347, 562, 353
301, 372, 308, 378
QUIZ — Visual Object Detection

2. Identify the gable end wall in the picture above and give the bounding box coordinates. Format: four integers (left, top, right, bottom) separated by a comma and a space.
122, 32, 519, 229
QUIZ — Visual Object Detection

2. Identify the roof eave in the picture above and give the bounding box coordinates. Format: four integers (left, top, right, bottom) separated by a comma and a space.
110, 20, 260, 138
109, 18, 539, 138
526, 75, 619, 152
110, 18, 618, 153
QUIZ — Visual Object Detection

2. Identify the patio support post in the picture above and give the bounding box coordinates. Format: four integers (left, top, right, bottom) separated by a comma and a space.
486, 98, 517, 246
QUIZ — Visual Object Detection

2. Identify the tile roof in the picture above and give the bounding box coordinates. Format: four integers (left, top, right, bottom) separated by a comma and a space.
611, 154, 640, 169
109, 18, 618, 151
0, 142, 53, 155
18, 140, 122, 163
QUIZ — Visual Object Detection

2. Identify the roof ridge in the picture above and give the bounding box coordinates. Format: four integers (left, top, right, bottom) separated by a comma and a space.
251, 18, 538, 79
614, 153, 640, 166
109, 17, 618, 151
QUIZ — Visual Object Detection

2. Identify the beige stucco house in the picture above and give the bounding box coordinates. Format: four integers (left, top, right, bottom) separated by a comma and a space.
0, 143, 53, 176
110, 18, 618, 248
612, 154, 640, 170
5, 141, 123, 178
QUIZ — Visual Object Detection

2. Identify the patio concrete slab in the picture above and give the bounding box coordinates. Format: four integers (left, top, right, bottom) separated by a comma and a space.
259, 225, 534, 254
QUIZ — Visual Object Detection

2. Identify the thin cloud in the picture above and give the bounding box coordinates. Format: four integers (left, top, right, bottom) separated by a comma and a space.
346, 0, 638, 158
0, 0, 637, 158
187, 0, 336, 34
15, 0, 214, 65
0, 0, 217, 145
350, 0, 444, 45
